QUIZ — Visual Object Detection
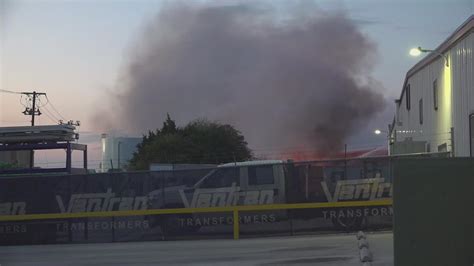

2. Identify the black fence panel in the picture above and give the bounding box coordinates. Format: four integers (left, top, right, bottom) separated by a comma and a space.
0, 157, 400, 245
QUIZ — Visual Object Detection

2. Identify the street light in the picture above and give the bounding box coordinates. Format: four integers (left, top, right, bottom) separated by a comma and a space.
374, 129, 384, 135
409, 46, 449, 67
409, 48, 422, 57
374, 128, 394, 156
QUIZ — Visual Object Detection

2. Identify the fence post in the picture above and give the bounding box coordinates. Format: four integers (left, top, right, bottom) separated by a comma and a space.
233, 209, 239, 240
450, 127, 455, 156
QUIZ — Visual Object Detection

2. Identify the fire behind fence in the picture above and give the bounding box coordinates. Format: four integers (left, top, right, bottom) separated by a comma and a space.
0, 155, 439, 245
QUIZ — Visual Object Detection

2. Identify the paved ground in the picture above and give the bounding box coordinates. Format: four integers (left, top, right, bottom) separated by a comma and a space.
367, 232, 394, 266
0, 232, 393, 266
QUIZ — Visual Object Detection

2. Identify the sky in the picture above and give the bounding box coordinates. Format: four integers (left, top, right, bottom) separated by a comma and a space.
1, 0, 473, 168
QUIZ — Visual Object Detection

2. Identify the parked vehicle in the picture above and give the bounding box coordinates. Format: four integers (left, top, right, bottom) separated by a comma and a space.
147, 158, 393, 234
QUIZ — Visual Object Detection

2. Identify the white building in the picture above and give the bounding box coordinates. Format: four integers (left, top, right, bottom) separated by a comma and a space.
100, 133, 142, 172
390, 16, 474, 157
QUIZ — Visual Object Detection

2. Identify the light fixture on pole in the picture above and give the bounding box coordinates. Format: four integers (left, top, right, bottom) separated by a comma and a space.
374, 128, 394, 143
374, 129, 384, 135
409, 46, 449, 67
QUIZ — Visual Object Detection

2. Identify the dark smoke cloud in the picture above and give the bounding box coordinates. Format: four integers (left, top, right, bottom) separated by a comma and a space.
99, 2, 386, 155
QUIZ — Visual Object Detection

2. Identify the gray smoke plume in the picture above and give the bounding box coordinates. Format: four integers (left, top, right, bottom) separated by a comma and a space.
100, 2, 386, 156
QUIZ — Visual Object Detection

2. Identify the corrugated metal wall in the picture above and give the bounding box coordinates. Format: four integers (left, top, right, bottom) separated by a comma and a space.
394, 53, 451, 154
451, 32, 474, 156
393, 31, 474, 156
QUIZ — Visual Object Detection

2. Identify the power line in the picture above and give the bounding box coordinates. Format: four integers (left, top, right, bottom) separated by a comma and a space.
37, 95, 49, 107
45, 95, 66, 121
0, 89, 21, 94
37, 98, 61, 123
20, 91, 46, 126
41, 106, 61, 124
19, 91, 46, 168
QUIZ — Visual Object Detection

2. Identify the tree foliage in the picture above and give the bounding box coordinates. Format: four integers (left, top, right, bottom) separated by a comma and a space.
0, 161, 19, 170
129, 114, 253, 170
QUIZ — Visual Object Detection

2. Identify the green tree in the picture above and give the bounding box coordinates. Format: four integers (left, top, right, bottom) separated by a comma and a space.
129, 115, 253, 170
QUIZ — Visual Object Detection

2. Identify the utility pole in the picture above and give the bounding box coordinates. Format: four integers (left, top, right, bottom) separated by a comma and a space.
21, 91, 46, 168
117, 141, 122, 170
344, 144, 347, 180
21, 91, 46, 126
450, 127, 455, 157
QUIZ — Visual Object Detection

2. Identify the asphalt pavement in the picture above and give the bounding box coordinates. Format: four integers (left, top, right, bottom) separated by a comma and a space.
1, 232, 393, 266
